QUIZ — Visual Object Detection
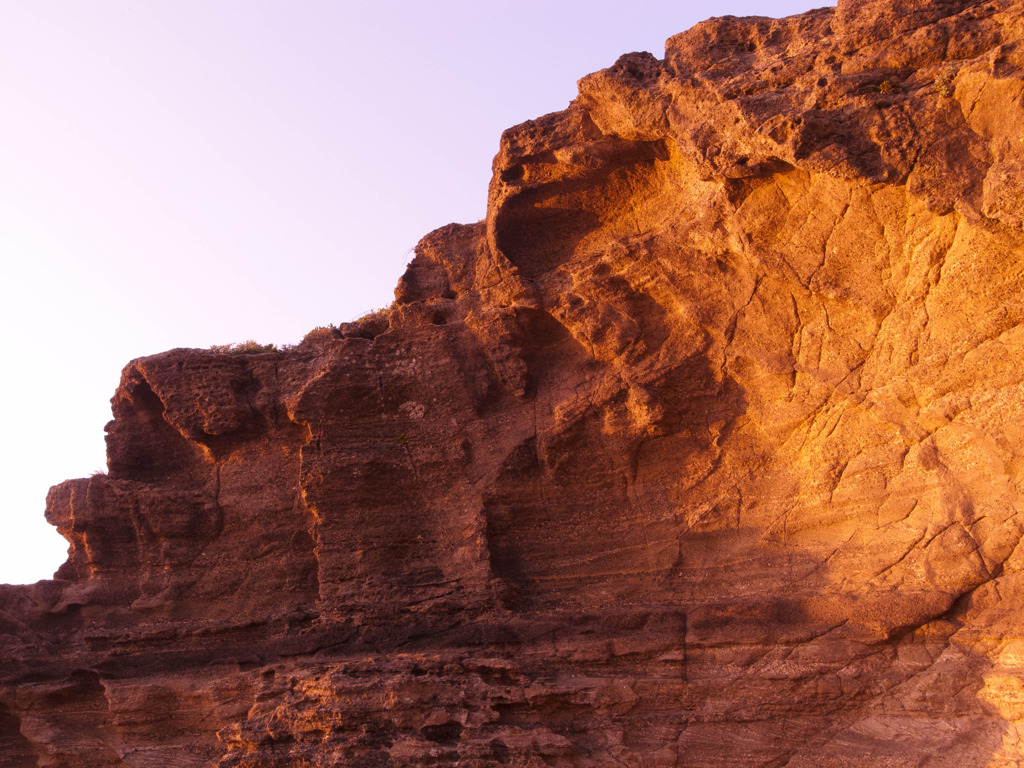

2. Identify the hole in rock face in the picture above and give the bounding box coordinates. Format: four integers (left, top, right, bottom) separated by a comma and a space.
490, 739, 512, 764
501, 165, 525, 182
494, 138, 680, 279
421, 721, 463, 745
106, 377, 201, 481
495, 201, 601, 279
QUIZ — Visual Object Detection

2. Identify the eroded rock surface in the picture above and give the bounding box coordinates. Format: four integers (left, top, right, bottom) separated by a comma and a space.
4, 0, 1024, 765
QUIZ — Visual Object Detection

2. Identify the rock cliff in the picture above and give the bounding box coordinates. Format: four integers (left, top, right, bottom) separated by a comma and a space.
4, 0, 1024, 765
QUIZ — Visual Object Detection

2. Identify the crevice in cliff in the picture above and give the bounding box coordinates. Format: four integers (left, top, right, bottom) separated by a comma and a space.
292, 418, 324, 615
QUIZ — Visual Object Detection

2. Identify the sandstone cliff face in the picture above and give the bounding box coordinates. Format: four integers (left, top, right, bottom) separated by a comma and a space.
3, 0, 1024, 765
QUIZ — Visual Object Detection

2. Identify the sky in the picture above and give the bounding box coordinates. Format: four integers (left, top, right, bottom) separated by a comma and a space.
0, 0, 836, 585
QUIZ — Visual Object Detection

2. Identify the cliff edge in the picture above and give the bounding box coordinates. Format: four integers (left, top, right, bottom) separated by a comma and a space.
3, 0, 1024, 765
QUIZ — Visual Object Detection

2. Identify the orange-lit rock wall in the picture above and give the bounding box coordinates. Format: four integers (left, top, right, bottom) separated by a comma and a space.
3, 1, 1024, 765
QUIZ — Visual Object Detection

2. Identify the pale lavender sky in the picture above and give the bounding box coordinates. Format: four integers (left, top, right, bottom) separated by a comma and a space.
0, 0, 836, 584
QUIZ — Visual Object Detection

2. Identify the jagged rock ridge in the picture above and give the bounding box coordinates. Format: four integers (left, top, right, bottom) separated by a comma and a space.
3, 0, 1024, 765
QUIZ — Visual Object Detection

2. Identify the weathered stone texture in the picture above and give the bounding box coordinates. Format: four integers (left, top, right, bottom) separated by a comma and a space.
3, 0, 1024, 764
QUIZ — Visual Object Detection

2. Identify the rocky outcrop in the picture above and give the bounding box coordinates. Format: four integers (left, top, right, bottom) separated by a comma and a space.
3, 0, 1024, 765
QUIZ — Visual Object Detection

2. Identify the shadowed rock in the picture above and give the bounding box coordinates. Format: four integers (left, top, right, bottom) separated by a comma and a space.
3, 1, 1024, 765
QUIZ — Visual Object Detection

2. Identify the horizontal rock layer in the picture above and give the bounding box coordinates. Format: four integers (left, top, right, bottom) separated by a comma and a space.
3, 0, 1024, 765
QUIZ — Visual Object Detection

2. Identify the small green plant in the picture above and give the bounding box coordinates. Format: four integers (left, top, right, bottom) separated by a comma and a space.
397, 432, 409, 445
358, 302, 397, 322
936, 66, 957, 97
211, 340, 279, 355
301, 325, 337, 344
879, 80, 897, 94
